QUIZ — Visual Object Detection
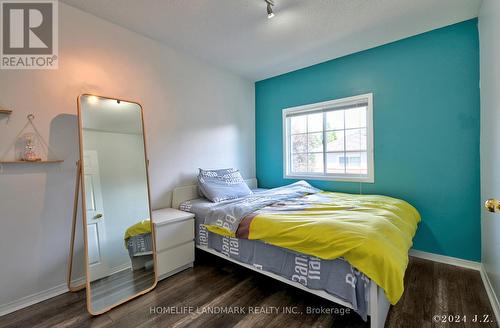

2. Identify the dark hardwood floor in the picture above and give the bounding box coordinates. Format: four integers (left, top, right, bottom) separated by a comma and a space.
0, 251, 496, 328
90, 267, 155, 313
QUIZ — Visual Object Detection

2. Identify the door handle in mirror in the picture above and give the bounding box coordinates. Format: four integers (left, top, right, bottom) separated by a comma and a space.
485, 199, 500, 213
95, 213, 103, 219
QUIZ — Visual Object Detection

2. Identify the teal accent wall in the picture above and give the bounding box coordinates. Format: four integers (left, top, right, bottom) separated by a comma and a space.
255, 19, 480, 261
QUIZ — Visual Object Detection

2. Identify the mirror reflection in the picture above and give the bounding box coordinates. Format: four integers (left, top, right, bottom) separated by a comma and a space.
68, 198, 86, 291
79, 95, 156, 314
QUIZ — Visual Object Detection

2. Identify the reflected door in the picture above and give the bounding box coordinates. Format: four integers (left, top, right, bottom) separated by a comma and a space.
83, 150, 109, 281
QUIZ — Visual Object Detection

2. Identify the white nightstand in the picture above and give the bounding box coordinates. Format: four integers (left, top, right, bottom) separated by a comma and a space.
152, 208, 195, 280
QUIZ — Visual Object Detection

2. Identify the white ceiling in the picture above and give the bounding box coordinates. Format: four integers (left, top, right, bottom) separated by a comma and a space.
62, 0, 482, 81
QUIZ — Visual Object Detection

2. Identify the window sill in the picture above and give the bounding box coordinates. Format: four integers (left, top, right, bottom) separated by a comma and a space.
284, 174, 374, 183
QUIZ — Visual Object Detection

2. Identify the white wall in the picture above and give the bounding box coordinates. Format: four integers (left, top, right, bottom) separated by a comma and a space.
0, 2, 254, 312
479, 0, 500, 320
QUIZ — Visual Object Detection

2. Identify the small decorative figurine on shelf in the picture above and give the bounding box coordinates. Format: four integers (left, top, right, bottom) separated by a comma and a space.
21, 133, 41, 162
0, 114, 63, 166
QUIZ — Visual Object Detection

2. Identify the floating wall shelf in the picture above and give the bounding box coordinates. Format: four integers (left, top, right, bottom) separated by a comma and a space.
0, 113, 64, 165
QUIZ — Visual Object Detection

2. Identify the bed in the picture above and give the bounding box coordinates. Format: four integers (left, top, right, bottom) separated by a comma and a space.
124, 220, 154, 270
172, 178, 419, 328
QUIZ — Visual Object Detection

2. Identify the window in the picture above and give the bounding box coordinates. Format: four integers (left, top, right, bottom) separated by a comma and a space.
283, 93, 374, 182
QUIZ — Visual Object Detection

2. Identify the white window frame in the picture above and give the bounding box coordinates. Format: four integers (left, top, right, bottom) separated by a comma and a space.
282, 93, 374, 183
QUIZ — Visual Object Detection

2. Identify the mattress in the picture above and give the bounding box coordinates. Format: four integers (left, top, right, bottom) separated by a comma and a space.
180, 196, 370, 319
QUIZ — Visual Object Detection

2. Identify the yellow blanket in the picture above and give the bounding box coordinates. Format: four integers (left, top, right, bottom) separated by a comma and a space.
124, 219, 151, 242
206, 191, 420, 304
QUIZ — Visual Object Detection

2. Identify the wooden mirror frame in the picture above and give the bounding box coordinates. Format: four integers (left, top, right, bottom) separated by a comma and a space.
68, 94, 158, 315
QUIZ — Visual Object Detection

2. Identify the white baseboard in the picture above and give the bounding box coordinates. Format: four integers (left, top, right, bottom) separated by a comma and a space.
410, 249, 499, 324
409, 249, 482, 271
109, 262, 132, 276
2, 251, 497, 321
480, 265, 500, 324
0, 275, 85, 317
70, 276, 86, 288
0, 282, 70, 317
0, 264, 131, 317
0, 274, 85, 317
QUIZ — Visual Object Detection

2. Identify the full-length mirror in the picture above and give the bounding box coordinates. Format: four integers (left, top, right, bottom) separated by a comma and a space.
77, 94, 156, 314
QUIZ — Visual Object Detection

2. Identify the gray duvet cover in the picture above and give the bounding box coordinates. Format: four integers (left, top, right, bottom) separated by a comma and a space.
180, 196, 370, 320
126, 233, 153, 257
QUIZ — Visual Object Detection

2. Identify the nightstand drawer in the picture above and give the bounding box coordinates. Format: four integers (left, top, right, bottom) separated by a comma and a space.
157, 241, 194, 276
154, 218, 194, 251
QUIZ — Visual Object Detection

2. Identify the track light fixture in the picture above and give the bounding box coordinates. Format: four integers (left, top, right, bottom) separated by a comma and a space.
265, 0, 275, 19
